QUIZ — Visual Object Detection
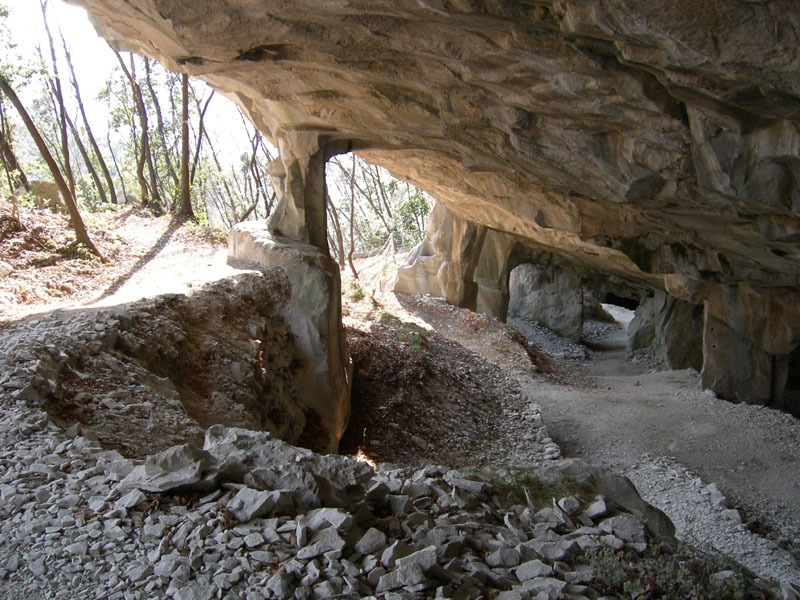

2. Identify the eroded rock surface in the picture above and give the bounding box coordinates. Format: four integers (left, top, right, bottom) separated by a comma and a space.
68, 1, 800, 404
229, 223, 351, 452
0, 272, 307, 457
508, 263, 583, 342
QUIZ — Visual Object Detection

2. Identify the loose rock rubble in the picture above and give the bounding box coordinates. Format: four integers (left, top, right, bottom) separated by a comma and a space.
0, 272, 302, 457
1, 416, 743, 600
507, 318, 588, 362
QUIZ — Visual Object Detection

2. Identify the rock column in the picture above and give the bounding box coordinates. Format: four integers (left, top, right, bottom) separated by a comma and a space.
394, 202, 487, 310
229, 132, 351, 452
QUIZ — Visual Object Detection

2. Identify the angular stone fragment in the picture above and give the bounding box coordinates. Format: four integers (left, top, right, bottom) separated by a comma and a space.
355, 527, 388, 555
519, 539, 579, 562
599, 515, 646, 544
581, 497, 607, 520
304, 507, 353, 532
515, 558, 553, 582
267, 572, 294, 599
65, 541, 88, 555
120, 444, 215, 492
227, 487, 276, 522
522, 576, 567, 598
486, 547, 520, 568
376, 563, 427, 592
381, 540, 413, 568
116, 489, 147, 509
174, 583, 215, 600
396, 545, 437, 573
296, 528, 346, 559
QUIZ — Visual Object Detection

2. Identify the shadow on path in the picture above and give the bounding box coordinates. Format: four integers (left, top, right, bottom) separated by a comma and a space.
89, 215, 185, 304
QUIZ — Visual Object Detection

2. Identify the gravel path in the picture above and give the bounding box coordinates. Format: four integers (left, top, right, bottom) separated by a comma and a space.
510, 309, 800, 588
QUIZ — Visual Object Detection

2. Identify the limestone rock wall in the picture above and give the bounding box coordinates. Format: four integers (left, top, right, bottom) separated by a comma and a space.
69, 0, 800, 409
508, 263, 584, 342
628, 292, 705, 372
395, 202, 486, 310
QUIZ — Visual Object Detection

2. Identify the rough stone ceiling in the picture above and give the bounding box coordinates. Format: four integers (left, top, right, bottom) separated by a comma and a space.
72, 0, 800, 292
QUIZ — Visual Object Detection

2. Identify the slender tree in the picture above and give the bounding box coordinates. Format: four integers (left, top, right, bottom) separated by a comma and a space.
65, 110, 107, 204
0, 97, 28, 192
189, 88, 213, 185
178, 73, 194, 219
61, 33, 116, 204
144, 59, 178, 193
347, 152, 359, 279
0, 74, 102, 258
40, 0, 75, 198
327, 192, 346, 268
112, 47, 161, 212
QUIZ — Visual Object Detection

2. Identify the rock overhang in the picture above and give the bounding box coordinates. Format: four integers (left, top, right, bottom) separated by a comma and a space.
70, 0, 800, 285
68, 0, 800, 407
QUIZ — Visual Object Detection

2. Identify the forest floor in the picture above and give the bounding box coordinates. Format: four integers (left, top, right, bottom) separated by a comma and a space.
0, 200, 227, 323
1, 202, 799, 591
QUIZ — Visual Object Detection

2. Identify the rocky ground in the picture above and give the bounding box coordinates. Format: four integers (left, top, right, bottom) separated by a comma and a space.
0, 205, 798, 598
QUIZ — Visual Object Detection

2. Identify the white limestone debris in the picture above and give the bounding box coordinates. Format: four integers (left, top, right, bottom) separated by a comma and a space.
0, 408, 687, 600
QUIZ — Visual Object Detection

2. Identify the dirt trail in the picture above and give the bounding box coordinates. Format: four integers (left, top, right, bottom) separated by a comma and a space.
89, 241, 243, 307
508, 310, 800, 586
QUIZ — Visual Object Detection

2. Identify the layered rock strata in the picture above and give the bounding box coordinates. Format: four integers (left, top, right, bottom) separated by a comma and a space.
69, 0, 800, 411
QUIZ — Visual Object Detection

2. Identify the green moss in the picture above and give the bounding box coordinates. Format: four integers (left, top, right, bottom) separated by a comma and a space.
586, 544, 763, 600
378, 312, 430, 353
488, 467, 581, 506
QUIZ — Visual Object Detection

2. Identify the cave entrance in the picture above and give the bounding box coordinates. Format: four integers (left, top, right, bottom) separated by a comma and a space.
603, 292, 639, 311
324, 151, 434, 268
772, 347, 800, 417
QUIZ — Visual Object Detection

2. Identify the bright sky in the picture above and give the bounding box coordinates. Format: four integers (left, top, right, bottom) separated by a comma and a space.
4, 0, 274, 166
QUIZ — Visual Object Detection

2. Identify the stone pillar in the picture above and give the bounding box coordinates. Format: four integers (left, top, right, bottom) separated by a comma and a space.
230, 132, 351, 453
394, 202, 487, 310
507, 263, 584, 341
473, 230, 520, 321
701, 312, 773, 405
266, 133, 329, 251
627, 291, 704, 371
697, 284, 800, 407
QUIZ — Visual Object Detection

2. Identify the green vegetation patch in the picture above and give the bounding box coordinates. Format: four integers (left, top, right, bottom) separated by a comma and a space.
586, 543, 767, 600
378, 312, 430, 352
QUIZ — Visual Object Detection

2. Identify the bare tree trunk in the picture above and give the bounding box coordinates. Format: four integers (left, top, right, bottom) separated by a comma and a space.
347, 153, 359, 279
65, 111, 107, 204
106, 127, 128, 203
179, 73, 194, 219
0, 75, 102, 259
370, 164, 394, 219
40, 0, 75, 199
327, 193, 346, 269
62, 35, 117, 204
204, 133, 237, 218
190, 89, 213, 184
144, 59, 179, 192
112, 49, 163, 213
137, 58, 164, 210
0, 98, 29, 192
333, 156, 392, 234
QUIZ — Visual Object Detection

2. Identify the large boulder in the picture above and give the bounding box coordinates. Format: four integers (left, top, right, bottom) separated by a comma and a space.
508, 263, 583, 341
395, 202, 486, 310
628, 291, 704, 371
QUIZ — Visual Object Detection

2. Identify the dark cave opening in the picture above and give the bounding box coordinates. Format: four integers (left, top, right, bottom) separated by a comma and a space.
602, 292, 639, 311
772, 346, 800, 418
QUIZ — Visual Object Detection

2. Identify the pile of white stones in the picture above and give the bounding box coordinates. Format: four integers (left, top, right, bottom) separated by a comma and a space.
0, 406, 691, 600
